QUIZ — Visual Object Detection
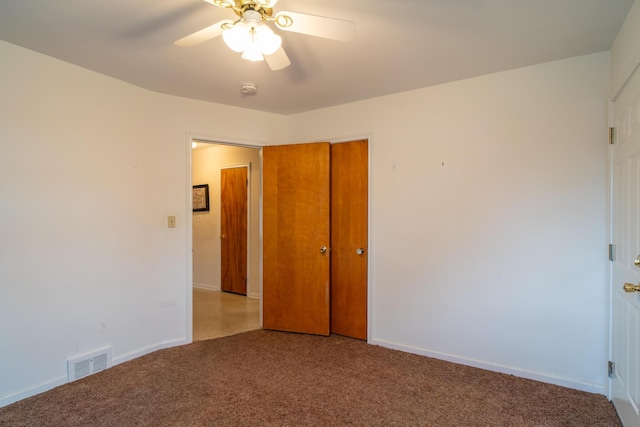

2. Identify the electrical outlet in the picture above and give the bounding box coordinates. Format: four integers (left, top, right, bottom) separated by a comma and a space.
168, 216, 176, 228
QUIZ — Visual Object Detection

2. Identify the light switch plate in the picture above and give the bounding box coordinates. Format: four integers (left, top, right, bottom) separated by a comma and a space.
168, 216, 176, 228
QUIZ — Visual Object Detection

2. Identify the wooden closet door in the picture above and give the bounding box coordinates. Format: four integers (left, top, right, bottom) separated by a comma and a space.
263, 142, 331, 335
330, 140, 368, 340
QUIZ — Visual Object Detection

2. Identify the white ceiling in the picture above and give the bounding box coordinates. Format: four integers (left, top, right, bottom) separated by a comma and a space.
0, 0, 634, 115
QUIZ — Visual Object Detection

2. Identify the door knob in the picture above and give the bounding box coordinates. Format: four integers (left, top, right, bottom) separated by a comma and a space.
635, 255, 640, 266
320, 246, 328, 254
624, 283, 640, 293
220, 234, 225, 239
356, 248, 365, 255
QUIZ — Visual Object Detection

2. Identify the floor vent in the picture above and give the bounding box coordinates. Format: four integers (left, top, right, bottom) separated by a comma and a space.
67, 347, 112, 382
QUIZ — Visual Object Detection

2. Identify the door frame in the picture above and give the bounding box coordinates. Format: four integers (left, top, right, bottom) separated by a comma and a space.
607, 100, 614, 402
186, 132, 266, 343
184, 131, 374, 344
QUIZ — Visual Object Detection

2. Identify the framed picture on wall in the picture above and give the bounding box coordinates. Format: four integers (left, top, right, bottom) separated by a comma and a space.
193, 184, 210, 212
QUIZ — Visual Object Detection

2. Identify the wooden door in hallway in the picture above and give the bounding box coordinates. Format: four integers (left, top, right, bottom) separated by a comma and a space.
220, 166, 248, 295
331, 140, 368, 340
263, 143, 331, 335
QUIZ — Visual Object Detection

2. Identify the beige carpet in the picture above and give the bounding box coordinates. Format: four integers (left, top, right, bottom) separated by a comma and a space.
192, 288, 261, 341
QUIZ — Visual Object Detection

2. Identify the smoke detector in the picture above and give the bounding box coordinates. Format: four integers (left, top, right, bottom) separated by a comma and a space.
241, 82, 257, 95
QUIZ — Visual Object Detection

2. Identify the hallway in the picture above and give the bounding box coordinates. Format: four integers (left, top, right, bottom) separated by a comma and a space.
193, 288, 260, 341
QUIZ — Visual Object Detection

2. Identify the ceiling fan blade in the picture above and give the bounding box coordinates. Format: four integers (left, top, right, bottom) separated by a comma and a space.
264, 46, 291, 70
275, 11, 355, 42
174, 20, 233, 47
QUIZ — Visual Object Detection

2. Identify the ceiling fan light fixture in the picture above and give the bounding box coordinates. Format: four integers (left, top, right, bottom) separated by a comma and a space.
254, 24, 281, 55
223, 20, 281, 61
222, 21, 250, 52
241, 43, 264, 61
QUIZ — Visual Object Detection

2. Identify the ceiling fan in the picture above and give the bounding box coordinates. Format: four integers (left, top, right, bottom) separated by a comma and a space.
175, 0, 355, 70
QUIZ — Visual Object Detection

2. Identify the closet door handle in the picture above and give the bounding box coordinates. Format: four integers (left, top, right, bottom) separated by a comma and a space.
356, 248, 365, 255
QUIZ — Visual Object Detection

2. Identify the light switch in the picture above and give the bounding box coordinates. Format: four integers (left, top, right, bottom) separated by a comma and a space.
168, 216, 176, 228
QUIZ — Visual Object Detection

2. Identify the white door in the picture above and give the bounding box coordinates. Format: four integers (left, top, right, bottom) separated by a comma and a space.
611, 66, 640, 427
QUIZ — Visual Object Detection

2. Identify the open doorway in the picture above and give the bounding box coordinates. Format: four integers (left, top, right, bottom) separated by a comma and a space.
191, 140, 262, 340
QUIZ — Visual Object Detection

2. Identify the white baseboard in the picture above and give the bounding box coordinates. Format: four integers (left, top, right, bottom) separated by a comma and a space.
0, 337, 189, 409
369, 338, 607, 396
0, 376, 67, 408
193, 282, 219, 292
112, 337, 188, 366
194, 283, 259, 300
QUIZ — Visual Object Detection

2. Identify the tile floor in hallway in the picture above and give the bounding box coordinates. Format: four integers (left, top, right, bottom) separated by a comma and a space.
193, 288, 261, 341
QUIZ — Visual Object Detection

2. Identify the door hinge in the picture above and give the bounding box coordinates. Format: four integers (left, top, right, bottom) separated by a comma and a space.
608, 361, 615, 378
609, 244, 616, 261
609, 127, 615, 145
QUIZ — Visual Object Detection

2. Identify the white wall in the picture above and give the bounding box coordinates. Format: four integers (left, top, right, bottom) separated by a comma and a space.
0, 40, 285, 406
192, 144, 261, 298
288, 52, 611, 393
0, 32, 627, 405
